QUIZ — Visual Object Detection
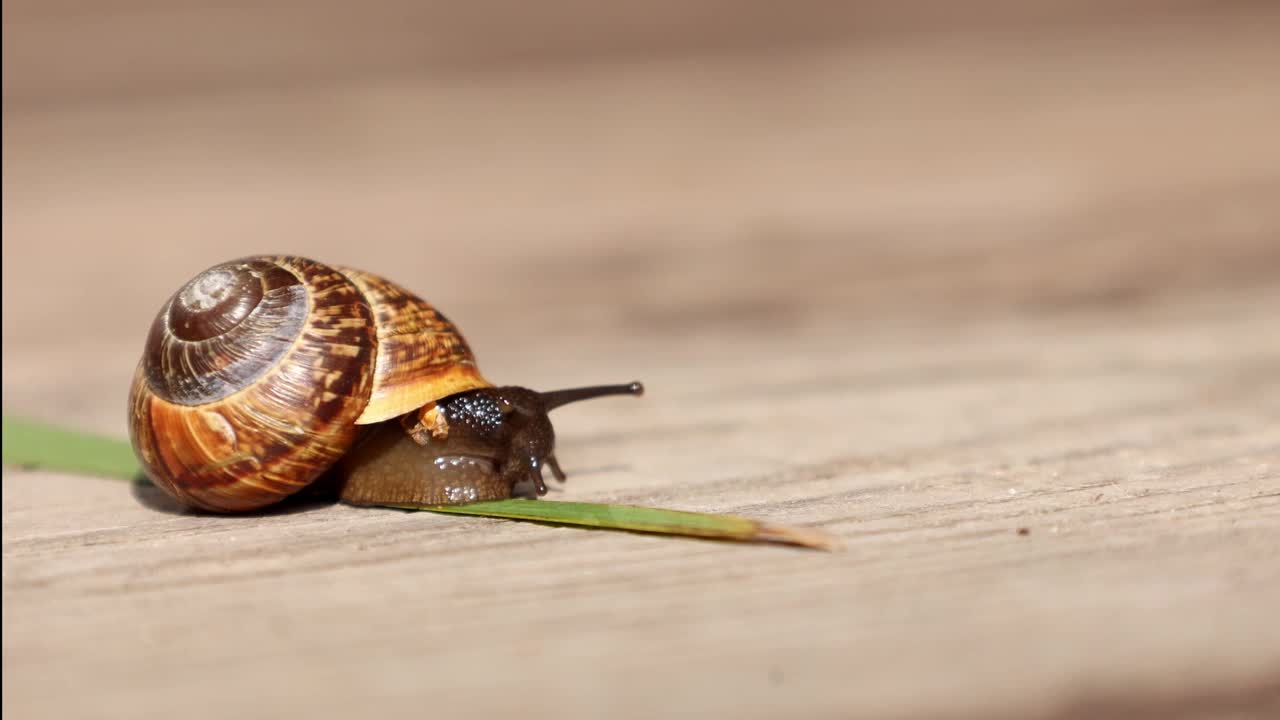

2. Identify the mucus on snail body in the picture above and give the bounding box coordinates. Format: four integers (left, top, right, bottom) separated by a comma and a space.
127, 255, 643, 513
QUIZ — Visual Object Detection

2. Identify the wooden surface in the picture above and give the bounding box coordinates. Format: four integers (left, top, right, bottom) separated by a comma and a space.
4, 2, 1280, 718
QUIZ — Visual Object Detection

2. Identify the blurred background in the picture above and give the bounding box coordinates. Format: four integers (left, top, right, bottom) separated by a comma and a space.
5, 3, 1280, 719
5, 0, 1279, 438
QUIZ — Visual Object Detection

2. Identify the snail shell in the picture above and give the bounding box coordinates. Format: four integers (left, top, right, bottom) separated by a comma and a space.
127, 256, 491, 512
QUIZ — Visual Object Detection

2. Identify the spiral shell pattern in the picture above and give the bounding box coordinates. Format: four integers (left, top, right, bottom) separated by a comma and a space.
128, 256, 490, 512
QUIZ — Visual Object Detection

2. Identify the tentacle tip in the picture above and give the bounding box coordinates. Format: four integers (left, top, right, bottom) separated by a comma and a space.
628, 381, 645, 396
547, 456, 568, 483
529, 458, 549, 496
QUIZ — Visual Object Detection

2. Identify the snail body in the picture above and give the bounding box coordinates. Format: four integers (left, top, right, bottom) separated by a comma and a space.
128, 255, 642, 513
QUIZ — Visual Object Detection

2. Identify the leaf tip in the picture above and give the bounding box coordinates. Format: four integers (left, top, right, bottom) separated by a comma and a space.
754, 522, 844, 551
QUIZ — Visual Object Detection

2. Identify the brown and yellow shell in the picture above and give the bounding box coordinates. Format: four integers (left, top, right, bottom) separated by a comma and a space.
127, 255, 492, 512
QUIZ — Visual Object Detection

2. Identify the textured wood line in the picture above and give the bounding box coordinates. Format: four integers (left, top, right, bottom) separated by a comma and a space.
6, 435, 1274, 592
9, 520, 1273, 621
6, 94, 1280, 354
4, 0, 1252, 110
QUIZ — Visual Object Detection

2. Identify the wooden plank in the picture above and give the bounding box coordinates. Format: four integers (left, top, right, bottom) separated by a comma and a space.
3, 4, 1280, 719
1, 0, 1248, 109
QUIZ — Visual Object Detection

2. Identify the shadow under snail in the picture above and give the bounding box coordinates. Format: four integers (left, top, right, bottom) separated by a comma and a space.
127, 255, 643, 513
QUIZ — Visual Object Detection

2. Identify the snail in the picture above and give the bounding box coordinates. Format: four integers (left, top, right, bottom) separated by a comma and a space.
127, 255, 643, 513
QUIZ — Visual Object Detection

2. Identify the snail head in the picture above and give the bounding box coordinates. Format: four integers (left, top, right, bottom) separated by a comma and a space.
432, 382, 645, 496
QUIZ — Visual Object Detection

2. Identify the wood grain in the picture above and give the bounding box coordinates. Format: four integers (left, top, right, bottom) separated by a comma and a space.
3, 2, 1279, 719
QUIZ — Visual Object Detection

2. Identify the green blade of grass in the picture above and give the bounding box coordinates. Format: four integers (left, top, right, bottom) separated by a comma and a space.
394, 499, 841, 550
1, 415, 840, 550
3, 416, 142, 480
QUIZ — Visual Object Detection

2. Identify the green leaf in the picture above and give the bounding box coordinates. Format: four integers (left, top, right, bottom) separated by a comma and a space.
395, 499, 841, 550
2, 416, 142, 481
1, 415, 840, 550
